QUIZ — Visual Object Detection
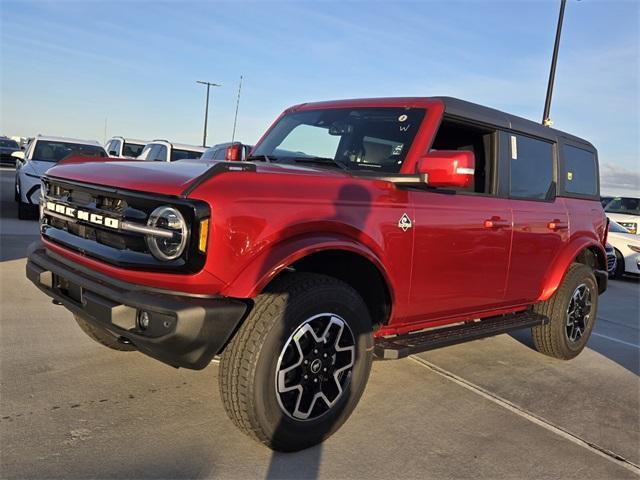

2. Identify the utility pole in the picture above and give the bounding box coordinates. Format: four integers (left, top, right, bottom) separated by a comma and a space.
196, 80, 221, 147
542, 0, 567, 127
103, 117, 108, 144
231, 75, 243, 144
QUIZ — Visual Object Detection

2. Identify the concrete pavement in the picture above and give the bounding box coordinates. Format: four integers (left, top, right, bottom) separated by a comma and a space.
1, 167, 638, 479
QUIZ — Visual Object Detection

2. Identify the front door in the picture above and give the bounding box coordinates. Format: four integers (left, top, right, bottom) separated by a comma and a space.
408, 191, 512, 322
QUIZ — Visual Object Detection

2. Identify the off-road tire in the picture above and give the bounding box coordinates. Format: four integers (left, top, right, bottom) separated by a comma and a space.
218, 273, 373, 452
531, 263, 598, 360
74, 315, 135, 351
613, 250, 625, 279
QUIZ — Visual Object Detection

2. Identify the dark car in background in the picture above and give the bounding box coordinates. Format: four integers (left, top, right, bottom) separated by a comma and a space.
0, 137, 21, 165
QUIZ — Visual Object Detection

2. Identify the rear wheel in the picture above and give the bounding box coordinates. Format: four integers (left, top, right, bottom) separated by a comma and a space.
74, 315, 135, 351
532, 263, 598, 360
219, 273, 373, 452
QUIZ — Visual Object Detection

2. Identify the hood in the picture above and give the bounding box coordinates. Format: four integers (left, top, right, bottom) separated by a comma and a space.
44, 160, 344, 197
25, 160, 56, 177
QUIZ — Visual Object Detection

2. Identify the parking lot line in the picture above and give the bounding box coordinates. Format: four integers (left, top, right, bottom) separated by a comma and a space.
409, 355, 640, 475
592, 332, 640, 350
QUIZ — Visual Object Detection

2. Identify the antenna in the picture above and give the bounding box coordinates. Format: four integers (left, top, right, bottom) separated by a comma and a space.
231, 75, 243, 144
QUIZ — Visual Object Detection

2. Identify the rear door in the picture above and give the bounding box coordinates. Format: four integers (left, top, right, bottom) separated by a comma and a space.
505, 132, 569, 303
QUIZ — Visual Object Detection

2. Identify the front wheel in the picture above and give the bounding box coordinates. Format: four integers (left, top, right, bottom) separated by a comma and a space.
532, 263, 598, 360
219, 273, 373, 452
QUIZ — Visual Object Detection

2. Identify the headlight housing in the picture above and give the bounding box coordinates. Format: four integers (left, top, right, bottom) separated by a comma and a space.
145, 206, 188, 261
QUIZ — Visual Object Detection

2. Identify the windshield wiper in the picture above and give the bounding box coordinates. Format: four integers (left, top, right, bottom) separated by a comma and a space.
291, 156, 348, 171
245, 154, 273, 163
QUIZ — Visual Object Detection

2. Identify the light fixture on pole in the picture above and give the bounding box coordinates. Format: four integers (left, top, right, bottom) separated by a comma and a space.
196, 80, 221, 147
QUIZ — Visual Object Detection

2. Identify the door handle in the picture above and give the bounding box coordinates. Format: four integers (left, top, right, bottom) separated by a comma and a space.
547, 220, 568, 231
484, 217, 511, 229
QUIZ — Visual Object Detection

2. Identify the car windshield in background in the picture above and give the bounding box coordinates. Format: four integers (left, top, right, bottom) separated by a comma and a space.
605, 197, 640, 216
0, 139, 19, 149
33, 141, 105, 162
123, 143, 144, 158
171, 149, 201, 161
251, 107, 426, 173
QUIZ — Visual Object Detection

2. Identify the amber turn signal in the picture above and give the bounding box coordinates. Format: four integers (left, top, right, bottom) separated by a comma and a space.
199, 218, 209, 253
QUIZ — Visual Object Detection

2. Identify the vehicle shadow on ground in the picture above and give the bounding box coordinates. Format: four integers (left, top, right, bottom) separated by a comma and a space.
509, 286, 640, 376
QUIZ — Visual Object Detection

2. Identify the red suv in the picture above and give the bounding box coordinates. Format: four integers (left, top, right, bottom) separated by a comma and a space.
27, 97, 607, 451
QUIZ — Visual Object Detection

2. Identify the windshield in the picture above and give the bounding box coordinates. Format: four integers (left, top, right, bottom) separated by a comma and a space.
605, 197, 640, 216
171, 149, 202, 161
252, 107, 426, 172
0, 139, 19, 149
123, 142, 144, 158
32, 141, 105, 163
608, 220, 630, 233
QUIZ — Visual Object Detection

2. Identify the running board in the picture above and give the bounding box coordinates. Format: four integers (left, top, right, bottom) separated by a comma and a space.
374, 311, 548, 360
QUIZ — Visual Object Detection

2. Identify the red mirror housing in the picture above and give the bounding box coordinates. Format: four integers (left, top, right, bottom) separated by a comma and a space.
416, 151, 475, 189
225, 143, 243, 161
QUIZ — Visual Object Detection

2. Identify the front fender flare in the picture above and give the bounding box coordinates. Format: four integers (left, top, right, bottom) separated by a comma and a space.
220, 234, 394, 302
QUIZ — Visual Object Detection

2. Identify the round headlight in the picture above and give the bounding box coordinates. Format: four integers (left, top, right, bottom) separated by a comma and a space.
145, 206, 188, 261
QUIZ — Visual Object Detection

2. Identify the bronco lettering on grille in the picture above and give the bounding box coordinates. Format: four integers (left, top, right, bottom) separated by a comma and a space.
45, 201, 120, 229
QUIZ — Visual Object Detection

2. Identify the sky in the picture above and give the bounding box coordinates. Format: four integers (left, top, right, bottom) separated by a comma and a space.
1, 0, 638, 195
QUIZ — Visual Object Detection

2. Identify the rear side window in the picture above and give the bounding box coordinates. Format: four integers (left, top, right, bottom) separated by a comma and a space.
509, 134, 554, 200
213, 148, 226, 160
563, 145, 597, 196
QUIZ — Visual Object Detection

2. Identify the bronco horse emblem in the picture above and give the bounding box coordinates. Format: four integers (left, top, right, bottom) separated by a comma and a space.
398, 213, 412, 232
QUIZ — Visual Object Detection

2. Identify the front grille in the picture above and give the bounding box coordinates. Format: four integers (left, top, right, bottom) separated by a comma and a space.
40, 177, 209, 272
607, 255, 616, 271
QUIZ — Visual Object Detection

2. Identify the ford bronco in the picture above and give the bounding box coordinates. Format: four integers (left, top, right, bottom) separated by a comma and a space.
27, 97, 608, 451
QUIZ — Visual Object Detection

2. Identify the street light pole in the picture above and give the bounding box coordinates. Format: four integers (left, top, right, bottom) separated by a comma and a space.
542, 0, 567, 127
196, 80, 221, 147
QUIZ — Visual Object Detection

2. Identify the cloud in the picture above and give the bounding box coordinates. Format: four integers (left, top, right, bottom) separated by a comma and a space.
600, 163, 640, 196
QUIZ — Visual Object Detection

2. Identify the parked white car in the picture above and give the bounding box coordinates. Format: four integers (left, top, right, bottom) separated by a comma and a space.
105, 136, 148, 159
137, 140, 205, 162
604, 196, 639, 234
14, 135, 106, 219
607, 219, 640, 278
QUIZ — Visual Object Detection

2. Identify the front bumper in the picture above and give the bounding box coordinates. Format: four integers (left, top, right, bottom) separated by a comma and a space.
26, 241, 248, 369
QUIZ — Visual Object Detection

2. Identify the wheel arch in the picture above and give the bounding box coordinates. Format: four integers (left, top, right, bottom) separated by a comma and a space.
220, 236, 395, 328
539, 238, 606, 301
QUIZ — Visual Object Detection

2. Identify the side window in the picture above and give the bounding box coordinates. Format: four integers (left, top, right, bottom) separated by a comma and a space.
138, 144, 153, 160
112, 140, 122, 155
152, 145, 168, 161
213, 148, 227, 160
201, 149, 215, 161
563, 145, 597, 196
105, 140, 113, 153
509, 134, 554, 200
431, 119, 495, 194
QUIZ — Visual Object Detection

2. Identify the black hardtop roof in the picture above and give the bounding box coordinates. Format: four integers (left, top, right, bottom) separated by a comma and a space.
434, 96, 595, 151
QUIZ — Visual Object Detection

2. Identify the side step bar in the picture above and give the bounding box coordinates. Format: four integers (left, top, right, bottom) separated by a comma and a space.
374, 311, 548, 360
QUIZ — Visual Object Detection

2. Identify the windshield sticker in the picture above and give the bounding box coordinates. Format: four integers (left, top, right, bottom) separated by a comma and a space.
392, 144, 403, 155
511, 135, 518, 160
398, 114, 408, 122
567, 171, 573, 181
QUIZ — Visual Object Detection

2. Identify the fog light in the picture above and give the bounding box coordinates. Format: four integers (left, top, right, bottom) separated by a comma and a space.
138, 311, 151, 330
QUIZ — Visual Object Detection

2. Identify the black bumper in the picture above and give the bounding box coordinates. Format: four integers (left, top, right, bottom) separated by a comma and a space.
26, 242, 248, 369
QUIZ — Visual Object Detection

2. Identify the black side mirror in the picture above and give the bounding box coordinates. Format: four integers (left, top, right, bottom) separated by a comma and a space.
109, 150, 117, 156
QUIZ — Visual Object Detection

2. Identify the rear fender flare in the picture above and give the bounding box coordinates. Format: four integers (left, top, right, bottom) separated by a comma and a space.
539, 237, 606, 301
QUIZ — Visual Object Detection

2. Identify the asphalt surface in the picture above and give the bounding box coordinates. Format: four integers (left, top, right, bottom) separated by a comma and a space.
1, 167, 638, 479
